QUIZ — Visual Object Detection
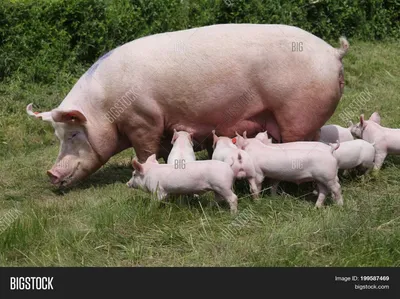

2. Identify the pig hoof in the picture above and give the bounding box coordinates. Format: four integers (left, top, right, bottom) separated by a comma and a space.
371, 169, 380, 177
312, 189, 318, 196
315, 203, 323, 209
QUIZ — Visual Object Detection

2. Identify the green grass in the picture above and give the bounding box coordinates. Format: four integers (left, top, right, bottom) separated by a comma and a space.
0, 41, 400, 266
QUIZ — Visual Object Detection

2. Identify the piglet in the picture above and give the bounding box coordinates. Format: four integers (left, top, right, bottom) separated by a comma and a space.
350, 112, 400, 170
212, 130, 258, 198
328, 139, 375, 173
167, 129, 196, 165
127, 154, 239, 213
319, 124, 354, 144
235, 132, 343, 207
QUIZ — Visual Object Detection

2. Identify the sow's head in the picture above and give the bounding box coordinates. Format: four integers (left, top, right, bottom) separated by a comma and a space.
26, 103, 103, 188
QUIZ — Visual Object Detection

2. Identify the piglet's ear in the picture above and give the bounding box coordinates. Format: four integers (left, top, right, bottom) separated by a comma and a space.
51, 109, 87, 124
360, 114, 366, 127
189, 132, 194, 146
132, 159, 144, 174
369, 112, 381, 124
212, 130, 219, 148
146, 154, 158, 164
171, 129, 178, 144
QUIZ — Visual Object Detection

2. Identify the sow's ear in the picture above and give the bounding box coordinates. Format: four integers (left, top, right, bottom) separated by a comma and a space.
51, 109, 87, 124
26, 103, 54, 122
132, 159, 144, 174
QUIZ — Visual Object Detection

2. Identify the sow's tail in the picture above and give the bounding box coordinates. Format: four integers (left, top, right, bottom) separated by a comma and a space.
336, 37, 349, 59
230, 152, 246, 179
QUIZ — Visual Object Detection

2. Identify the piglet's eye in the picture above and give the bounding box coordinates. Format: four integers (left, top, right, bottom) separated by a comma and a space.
70, 132, 79, 138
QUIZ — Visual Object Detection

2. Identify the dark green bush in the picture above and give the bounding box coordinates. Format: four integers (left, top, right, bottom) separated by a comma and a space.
0, 0, 399, 83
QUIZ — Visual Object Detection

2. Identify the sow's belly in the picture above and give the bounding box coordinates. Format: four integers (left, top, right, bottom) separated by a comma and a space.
164, 104, 281, 145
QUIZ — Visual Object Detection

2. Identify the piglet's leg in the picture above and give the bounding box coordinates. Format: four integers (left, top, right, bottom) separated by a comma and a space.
217, 190, 238, 214
327, 179, 343, 206
254, 175, 264, 197
270, 180, 280, 196
315, 183, 328, 208
248, 177, 260, 200
373, 151, 387, 171
155, 188, 168, 201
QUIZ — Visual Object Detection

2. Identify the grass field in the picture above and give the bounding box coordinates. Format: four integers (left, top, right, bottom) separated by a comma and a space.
0, 41, 399, 266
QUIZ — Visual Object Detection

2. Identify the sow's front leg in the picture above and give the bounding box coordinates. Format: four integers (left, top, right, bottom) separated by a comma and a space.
126, 118, 165, 163
158, 135, 173, 163
129, 130, 164, 162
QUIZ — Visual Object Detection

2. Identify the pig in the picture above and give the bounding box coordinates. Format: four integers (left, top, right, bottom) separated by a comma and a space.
328, 139, 375, 172
235, 132, 343, 207
167, 129, 196, 165
211, 130, 258, 198
350, 112, 400, 170
26, 24, 349, 187
126, 154, 238, 213
319, 124, 354, 144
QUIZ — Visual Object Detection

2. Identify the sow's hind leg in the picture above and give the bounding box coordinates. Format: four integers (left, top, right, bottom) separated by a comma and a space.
274, 84, 342, 142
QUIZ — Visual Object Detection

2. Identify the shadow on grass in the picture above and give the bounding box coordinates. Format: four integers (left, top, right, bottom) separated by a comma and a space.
156, 179, 320, 213
233, 178, 318, 204
49, 153, 390, 204
158, 179, 320, 212
382, 155, 400, 170
274, 181, 318, 204
52, 163, 132, 195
